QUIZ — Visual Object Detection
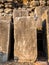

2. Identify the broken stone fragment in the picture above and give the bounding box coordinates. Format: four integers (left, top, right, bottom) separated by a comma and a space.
40, 1, 46, 6
0, 4, 4, 8
0, 8, 4, 13
4, 3, 12, 8
30, 1, 39, 7
23, 0, 28, 5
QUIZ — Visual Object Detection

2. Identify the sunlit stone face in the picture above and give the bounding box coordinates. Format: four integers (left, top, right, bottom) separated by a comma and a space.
14, 17, 37, 62
0, 19, 10, 62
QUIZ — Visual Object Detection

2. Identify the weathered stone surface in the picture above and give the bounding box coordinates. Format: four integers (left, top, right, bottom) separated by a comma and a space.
30, 1, 39, 7
46, 10, 49, 62
4, 8, 12, 14
47, 1, 49, 6
13, 8, 28, 19
0, 4, 4, 8
23, 0, 28, 5
34, 61, 48, 65
39, 1, 46, 6
14, 16, 37, 62
0, 9, 4, 13
35, 6, 48, 17
0, 61, 48, 65
0, 15, 11, 62
4, 3, 12, 8
35, 6, 49, 30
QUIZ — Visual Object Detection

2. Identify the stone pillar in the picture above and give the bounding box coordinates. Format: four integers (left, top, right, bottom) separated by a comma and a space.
46, 10, 49, 62
0, 14, 11, 62
14, 16, 37, 62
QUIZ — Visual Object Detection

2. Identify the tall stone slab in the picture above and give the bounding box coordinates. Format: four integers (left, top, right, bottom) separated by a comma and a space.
46, 10, 49, 62
0, 14, 11, 62
14, 16, 37, 62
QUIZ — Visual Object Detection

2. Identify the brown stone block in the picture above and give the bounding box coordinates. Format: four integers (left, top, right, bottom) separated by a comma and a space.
30, 1, 39, 7
4, 3, 12, 8
4, 8, 12, 14
47, 1, 49, 6
14, 16, 37, 62
0, 9, 4, 13
0, 4, 4, 8
35, 6, 48, 17
0, 15, 11, 62
39, 1, 46, 6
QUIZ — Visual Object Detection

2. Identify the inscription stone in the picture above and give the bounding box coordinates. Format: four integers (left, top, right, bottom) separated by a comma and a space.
14, 16, 37, 62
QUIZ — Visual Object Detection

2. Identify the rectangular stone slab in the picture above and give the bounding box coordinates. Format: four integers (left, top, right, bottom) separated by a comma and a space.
0, 18, 11, 62
14, 16, 37, 62
46, 11, 49, 62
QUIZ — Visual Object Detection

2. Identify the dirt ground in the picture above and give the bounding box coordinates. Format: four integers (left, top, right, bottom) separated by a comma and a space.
0, 61, 48, 65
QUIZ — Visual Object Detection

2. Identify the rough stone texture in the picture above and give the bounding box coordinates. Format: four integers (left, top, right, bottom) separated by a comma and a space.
4, 3, 12, 8
0, 0, 49, 64
47, 1, 49, 6
0, 15, 11, 62
34, 61, 48, 65
0, 9, 4, 13
39, 1, 46, 6
14, 16, 37, 62
4, 8, 12, 14
30, 1, 39, 7
0, 61, 48, 65
13, 8, 28, 19
23, 0, 28, 5
35, 6, 49, 30
46, 10, 49, 62
35, 6, 48, 17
